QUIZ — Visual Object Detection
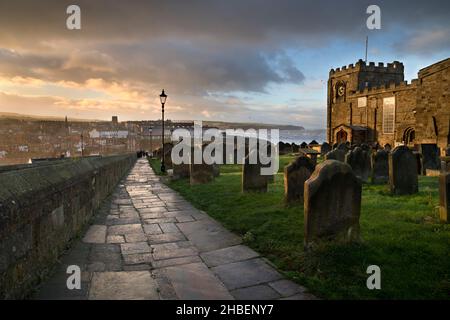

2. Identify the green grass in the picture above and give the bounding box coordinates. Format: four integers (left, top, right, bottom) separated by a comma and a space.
148, 157, 166, 176
168, 154, 450, 300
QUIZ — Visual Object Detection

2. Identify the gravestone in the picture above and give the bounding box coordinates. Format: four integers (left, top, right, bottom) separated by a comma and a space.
441, 156, 450, 173
189, 146, 214, 185
439, 172, 450, 223
445, 146, 450, 156
320, 142, 331, 156
173, 163, 190, 179
212, 163, 220, 177
384, 144, 392, 152
360, 143, 371, 153
371, 149, 389, 184
413, 151, 425, 175
172, 144, 190, 180
304, 160, 362, 248
389, 146, 418, 195
337, 142, 350, 152
419, 144, 440, 172
345, 147, 371, 182
242, 151, 268, 193
190, 162, 214, 185
324, 149, 346, 162
284, 156, 315, 203
278, 142, 292, 155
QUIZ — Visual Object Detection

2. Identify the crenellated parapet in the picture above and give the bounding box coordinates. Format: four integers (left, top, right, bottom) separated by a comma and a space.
354, 79, 418, 95
330, 59, 404, 77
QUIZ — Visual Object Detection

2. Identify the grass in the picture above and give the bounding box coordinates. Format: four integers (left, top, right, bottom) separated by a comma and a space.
148, 157, 166, 176
168, 154, 450, 300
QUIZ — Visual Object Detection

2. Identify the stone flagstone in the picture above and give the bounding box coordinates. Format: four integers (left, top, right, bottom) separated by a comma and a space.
34, 159, 315, 300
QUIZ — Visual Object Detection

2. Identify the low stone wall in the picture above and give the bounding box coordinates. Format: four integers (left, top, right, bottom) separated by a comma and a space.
0, 154, 137, 299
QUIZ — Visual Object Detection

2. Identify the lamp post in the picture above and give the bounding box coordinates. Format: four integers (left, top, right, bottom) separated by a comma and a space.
160, 89, 167, 172
80, 133, 84, 157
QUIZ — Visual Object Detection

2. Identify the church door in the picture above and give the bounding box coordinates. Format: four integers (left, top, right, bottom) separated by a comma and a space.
336, 129, 348, 144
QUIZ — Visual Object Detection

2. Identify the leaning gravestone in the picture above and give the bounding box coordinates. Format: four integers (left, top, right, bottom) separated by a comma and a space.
389, 146, 418, 195
371, 149, 389, 184
320, 142, 331, 156
242, 151, 267, 192
304, 160, 362, 248
190, 162, 214, 185
345, 147, 371, 182
325, 149, 346, 162
439, 172, 450, 223
284, 156, 315, 203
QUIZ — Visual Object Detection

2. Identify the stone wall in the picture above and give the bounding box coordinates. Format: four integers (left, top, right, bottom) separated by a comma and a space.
416, 58, 450, 150
0, 154, 137, 299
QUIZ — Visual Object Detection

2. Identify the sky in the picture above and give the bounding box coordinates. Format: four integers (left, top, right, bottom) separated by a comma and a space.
0, 0, 449, 129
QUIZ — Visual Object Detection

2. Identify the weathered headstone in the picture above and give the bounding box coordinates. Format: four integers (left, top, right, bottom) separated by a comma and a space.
284, 156, 315, 203
173, 163, 190, 179
371, 149, 389, 184
445, 146, 450, 157
278, 142, 292, 155
190, 162, 214, 185
320, 142, 331, 156
304, 160, 362, 248
324, 149, 346, 162
441, 156, 450, 173
242, 152, 267, 193
384, 144, 392, 152
413, 151, 425, 175
389, 146, 418, 195
360, 143, 371, 153
419, 144, 440, 172
439, 172, 450, 223
345, 147, 371, 182
212, 163, 220, 177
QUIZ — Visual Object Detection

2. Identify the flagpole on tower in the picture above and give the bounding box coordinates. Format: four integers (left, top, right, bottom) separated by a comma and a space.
365, 36, 368, 63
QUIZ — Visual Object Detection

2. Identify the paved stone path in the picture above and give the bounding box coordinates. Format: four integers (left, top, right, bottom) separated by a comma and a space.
35, 159, 315, 300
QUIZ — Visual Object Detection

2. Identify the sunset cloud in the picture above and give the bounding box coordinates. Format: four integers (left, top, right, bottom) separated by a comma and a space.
0, 0, 449, 128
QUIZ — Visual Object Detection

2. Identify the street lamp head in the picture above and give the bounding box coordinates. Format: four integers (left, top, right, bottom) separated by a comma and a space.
160, 89, 167, 104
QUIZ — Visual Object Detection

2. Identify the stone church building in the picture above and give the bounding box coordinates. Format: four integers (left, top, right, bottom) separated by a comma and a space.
327, 57, 450, 156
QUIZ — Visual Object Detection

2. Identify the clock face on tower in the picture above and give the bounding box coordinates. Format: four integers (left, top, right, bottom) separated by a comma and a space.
336, 83, 345, 97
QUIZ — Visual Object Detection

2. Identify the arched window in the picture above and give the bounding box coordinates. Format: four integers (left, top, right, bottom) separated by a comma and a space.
403, 127, 415, 146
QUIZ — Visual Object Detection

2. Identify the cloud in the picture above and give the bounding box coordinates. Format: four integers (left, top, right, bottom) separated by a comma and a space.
393, 28, 450, 55
0, 0, 448, 128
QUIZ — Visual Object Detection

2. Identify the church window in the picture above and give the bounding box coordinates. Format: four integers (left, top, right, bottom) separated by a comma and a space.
382, 97, 395, 134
